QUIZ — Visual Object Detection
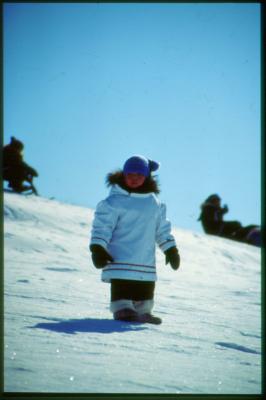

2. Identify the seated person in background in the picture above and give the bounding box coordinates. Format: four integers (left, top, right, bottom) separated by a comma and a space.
198, 194, 242, 238
3, 136, 38, 194
198, 194, 260, 246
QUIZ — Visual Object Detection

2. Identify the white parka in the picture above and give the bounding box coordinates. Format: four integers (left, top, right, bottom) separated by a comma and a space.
90, 183, 176, 283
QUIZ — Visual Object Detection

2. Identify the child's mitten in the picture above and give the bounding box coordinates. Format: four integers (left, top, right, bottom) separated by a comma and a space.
90, 244, 114, 269
164, 246, 180, 270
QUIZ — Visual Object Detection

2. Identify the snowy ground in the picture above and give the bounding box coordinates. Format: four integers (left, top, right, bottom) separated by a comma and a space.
3, 192, 261, 394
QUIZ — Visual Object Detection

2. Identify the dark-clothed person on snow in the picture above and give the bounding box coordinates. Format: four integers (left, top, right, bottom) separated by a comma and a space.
3, 136, 39, 194
198, 194, 261, 247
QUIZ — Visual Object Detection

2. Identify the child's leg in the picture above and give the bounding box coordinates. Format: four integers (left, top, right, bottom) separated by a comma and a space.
110, 299, 135, 313
110, 280, 156, 320
110, 299, 139, 322
110, 280, 137, 320
133, 299, 154, 315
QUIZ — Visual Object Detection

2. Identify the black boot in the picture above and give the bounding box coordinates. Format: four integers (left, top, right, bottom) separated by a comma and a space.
137, 313, 162, 325
114, 308, 139, 322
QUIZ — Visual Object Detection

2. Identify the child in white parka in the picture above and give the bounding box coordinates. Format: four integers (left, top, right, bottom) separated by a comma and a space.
90, 155, 180, 324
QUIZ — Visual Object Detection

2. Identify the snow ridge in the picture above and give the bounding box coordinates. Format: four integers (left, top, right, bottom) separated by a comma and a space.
4, 192, 261, 394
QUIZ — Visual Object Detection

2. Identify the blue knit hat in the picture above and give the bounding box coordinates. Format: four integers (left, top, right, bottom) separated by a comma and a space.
123, 155, 160, 177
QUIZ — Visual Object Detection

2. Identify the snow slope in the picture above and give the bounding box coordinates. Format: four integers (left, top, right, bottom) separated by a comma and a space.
3, 192, 261, 394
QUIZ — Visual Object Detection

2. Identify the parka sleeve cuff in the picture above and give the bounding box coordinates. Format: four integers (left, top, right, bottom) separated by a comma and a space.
90, 236, 109, 250
158, 238, 176, 253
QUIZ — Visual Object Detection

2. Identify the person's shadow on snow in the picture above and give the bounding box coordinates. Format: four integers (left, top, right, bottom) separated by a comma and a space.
30, 317, 147, 334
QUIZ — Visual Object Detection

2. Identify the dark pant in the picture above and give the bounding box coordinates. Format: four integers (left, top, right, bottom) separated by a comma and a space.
220, 221, 242, 238
4, 167, 33, 192
111, 279, 155, 302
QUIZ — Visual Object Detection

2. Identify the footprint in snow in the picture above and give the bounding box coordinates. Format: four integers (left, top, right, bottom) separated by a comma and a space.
45, 267, 79, 273
215, 342, 260, 354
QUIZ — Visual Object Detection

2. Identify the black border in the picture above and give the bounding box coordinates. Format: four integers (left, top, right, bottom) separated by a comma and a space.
1, 2, 265, 400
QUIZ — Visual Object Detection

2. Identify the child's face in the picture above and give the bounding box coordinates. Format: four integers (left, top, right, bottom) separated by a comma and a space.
124, 173, 146, 189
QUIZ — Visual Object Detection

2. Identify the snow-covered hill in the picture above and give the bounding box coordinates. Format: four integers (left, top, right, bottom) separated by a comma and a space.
4, 192, 261, 394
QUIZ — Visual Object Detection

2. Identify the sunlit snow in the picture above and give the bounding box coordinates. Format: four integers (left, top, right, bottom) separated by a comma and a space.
4, 192, 261, 394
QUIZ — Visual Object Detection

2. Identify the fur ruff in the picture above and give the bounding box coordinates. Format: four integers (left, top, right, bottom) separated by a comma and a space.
106, 170, 160, 194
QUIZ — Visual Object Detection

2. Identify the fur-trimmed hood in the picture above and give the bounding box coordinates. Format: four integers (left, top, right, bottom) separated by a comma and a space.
106, 170, 160, 194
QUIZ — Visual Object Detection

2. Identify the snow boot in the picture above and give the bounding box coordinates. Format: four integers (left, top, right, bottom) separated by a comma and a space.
137, 313, 162, 325
114, 309, 162, 325
114, 308, 139, 322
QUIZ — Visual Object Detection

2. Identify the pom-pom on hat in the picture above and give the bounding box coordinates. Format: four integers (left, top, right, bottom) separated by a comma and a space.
123, 155, 160, 177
